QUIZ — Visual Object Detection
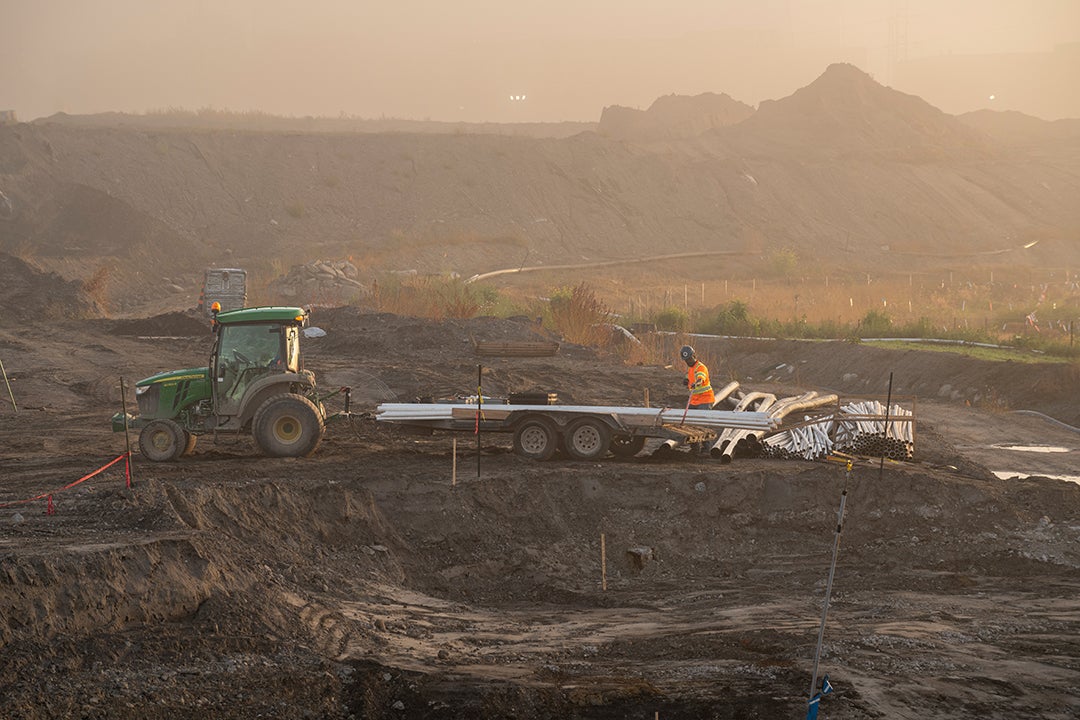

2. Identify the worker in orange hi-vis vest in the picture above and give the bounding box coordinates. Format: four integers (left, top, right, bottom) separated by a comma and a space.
680, 345, 714, 407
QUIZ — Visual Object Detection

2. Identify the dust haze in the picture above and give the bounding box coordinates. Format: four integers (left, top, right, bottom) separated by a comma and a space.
3, 0, 1079, 122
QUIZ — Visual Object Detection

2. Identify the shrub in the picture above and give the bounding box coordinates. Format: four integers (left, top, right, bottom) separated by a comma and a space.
83, 265, 111, 313
548, 283, 610, 345
858, 309, 893, 336
767, 247, 798, 277
699, 300, 752, 336
653, 306, 689, 332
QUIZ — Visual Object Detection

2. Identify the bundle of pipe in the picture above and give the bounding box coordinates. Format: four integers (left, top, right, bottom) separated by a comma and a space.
762, 419, 835, 461
832, 400, 914, 460
712, 392, 839, 463
710, 392, 776, 460
761, 399, 913, 461
375, 402, 778, 432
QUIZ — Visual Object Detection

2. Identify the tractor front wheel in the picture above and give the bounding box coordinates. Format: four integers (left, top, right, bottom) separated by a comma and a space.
139, 419, 185, 462
253, 393, 325, 458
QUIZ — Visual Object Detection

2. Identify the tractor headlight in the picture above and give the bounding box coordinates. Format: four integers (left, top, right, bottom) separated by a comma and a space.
135, 385, 149, 395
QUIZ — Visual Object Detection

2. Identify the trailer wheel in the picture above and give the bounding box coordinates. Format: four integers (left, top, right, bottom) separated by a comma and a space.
513, 417, 559, 461
139, 419, 185, 462
610, 434, 646, 458
253, 393, 325, 458
565, 418, 612, 460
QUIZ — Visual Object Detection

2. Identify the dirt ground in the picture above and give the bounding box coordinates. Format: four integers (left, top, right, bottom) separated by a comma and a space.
1, 308, 1079, 719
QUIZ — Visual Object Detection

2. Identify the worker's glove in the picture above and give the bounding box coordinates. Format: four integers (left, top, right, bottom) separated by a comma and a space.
681, 377, 689, 387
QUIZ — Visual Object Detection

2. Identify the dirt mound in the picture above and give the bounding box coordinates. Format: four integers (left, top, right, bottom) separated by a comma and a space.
598, 92, 754, 141
93, 311, 211, 337
958, 109, 1080, 151
0, 252, 103, 324
268, 258, 367, 307
731, 63, 986, 158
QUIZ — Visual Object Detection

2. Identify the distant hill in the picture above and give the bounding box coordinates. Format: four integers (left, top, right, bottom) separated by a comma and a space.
727, 63, 986, 158
35, 111, 595, 139
958, 109, 1080, 147
598, 92, 754, 141
0, 63, 1077, 314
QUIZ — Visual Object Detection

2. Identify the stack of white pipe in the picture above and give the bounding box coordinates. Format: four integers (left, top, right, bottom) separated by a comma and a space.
762, 418, 835, 460
375, 402, 778, 431
832, 400, 914, 459
710, 392, 777, 459
712, 392, 838, 463
762, 399, 914, 461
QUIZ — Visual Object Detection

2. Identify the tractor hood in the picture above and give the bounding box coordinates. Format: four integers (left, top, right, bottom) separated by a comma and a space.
136, 367, 210, 387
131, 366, 213, 423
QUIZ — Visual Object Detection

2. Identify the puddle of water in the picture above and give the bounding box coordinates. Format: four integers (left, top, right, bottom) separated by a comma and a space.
993, 471, 1080, 484
990, 444, 1071, 453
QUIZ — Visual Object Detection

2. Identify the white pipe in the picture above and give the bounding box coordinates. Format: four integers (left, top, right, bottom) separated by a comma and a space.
377, 403, 777, 430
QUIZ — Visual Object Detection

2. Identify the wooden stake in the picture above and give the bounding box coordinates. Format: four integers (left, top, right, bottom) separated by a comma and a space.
600, 533, 607, 591
643, 388, 650, 408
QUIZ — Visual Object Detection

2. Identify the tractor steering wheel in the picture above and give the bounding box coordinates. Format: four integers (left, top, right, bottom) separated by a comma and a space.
233, 349, 252, 365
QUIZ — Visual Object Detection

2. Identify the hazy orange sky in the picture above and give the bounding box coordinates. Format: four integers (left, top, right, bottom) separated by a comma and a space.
3, 0, 1078, 122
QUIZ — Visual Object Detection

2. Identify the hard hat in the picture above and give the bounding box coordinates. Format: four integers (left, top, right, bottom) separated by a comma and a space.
680, 345, 696, 362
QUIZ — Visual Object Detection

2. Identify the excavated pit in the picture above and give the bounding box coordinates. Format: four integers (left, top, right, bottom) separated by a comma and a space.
4, 435, 1080, 718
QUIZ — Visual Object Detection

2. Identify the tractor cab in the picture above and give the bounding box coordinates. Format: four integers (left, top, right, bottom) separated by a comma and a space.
211, 306, 304, 416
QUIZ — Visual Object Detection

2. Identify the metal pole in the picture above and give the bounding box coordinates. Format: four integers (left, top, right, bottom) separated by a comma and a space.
119, 376, 134, 487
808, 463, 849, 705
476, 364, 482, 479
878, 372, 894, 478
0, 357, 16, 413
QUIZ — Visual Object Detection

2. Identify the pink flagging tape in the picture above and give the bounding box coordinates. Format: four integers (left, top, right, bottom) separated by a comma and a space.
0, 453, 132, 510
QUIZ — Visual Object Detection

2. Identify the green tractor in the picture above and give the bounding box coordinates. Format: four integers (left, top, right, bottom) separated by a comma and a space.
112, 305, 342, 461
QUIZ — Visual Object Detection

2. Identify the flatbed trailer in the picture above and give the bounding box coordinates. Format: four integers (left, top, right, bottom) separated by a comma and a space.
375, 402, 777, 461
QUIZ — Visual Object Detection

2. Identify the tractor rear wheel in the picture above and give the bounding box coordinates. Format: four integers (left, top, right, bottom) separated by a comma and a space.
139, 419, 185, 462
253, 393, 325, 458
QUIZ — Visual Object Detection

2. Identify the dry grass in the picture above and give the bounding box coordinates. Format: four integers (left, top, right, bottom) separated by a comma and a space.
493, 262, 1077, 353
371, 274, 486, 320
82, 265, 112, 314
547, 283, 610, 346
